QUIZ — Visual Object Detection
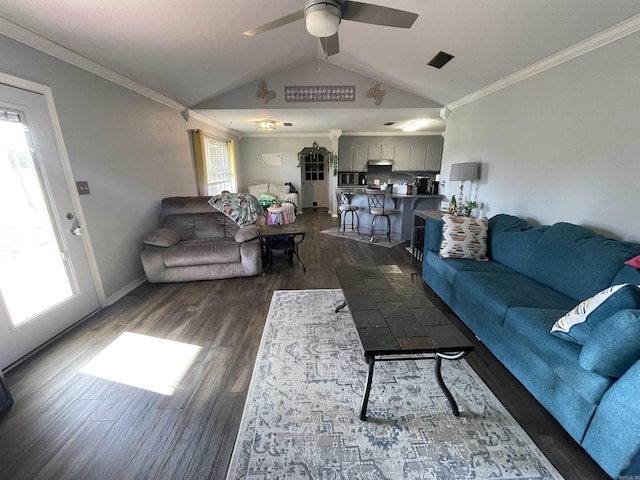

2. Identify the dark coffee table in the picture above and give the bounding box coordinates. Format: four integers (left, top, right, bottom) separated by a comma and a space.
335, 265, 474, 421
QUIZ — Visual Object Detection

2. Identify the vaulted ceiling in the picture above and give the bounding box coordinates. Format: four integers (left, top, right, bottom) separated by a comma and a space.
2, 1, 640, 134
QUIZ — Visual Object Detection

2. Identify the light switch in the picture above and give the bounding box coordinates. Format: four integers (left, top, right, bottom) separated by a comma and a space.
76, 181, 90, 195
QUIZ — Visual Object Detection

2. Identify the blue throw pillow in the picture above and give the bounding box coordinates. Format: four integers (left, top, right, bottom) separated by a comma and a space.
550, 284, 640, 344
579, 309, 640, 377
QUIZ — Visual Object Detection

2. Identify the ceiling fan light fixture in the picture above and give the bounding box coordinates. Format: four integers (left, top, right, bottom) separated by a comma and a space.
305, 0, 341, 37
256, 120, 276, 130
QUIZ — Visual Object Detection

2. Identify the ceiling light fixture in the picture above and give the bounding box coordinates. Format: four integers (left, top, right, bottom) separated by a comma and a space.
402, 119, 431, 132
255, 120, 276, 130
305, 0, 341, 37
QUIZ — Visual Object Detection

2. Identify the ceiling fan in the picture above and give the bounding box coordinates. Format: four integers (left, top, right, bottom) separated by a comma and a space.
242, 0, 418, 57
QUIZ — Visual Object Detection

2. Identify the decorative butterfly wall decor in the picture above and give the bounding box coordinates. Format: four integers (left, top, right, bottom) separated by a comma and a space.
366, 83, 385, 106
257, 81, 276, 104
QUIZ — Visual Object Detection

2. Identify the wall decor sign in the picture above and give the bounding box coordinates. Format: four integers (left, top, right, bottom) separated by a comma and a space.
285, 86, 355, 102
262, 153, 283, 166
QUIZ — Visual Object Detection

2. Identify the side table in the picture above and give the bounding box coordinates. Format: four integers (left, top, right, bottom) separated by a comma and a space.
258, 224, 306, 274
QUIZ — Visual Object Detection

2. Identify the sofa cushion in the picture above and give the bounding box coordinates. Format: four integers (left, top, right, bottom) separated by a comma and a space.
234, 225, 259, 243
580, 309, 640, 378
523, 222, 640, 302
439, 214, 488, 261
162, 239, 241, 267
489, 227, 547, 274
426, 217, 443, 252
504, 307, 614, 405
428, 255, 515, 287
143, 228, 181, 247
164, 213, 233, 240
269, 183, 290, 201
453, 271, 576, 328
613, 264, 640, 286
551, 284, 640, 344
248, 184, 269, 199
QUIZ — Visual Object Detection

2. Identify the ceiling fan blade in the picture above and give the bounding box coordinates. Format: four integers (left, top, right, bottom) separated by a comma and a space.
320, 33, 340, 57
341, 1, 418, 28
242, 10, 305, 36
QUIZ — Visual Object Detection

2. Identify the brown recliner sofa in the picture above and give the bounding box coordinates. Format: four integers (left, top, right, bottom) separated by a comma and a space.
141, 196, 262, 283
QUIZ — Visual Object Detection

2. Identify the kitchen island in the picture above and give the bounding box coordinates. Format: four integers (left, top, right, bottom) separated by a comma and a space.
335, 188, 443, 241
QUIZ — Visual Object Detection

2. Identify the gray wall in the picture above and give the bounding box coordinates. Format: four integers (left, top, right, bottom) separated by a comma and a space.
441, 31, 640, 242
0, 33, 237, 300
237, 136, 332, 193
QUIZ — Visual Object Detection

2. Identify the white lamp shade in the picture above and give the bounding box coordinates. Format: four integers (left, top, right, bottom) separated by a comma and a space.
305, 2, 341, 37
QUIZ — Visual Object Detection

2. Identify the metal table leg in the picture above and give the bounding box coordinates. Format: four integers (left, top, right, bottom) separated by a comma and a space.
334, 299, 347, 313
434, 351, 468, 416
360, 355, 375, 421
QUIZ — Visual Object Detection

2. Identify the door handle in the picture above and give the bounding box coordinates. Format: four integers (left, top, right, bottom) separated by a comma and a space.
66, 212, 83, 236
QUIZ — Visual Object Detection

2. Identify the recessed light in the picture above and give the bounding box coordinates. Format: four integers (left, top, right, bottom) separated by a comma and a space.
428, 51, 455, 69
402, 120, 431, 132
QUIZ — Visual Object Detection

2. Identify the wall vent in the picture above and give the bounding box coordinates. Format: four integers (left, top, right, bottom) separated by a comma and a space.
284, 122, 293, 126
428, 51, 454, 69
384, 122, 395, 126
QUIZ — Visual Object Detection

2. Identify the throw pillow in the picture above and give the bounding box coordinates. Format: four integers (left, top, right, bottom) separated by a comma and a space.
234, 225, 259, 243
439, 214, 489, 261
625, 255, 640, 268
143, 228, 181, 247
550, 283, 640, 344
579, 309, 640, 378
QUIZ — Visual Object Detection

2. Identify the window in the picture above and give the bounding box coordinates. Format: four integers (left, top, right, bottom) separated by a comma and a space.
191, 129, 236, 196
203, 136, 234, 195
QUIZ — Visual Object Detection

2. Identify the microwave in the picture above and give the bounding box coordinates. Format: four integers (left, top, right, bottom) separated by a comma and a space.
339, 172, 367, 186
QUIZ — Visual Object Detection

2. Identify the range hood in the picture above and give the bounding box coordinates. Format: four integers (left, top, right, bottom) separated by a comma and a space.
367, 159, 394, 166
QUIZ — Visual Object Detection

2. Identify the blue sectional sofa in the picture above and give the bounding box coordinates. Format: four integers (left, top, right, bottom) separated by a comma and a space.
422, 214, 640, 479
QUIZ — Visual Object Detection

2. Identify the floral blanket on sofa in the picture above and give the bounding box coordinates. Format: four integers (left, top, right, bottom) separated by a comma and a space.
208, 193, 263, 227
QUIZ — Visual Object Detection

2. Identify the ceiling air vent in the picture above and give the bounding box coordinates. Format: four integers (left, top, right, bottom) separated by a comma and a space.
283, 122, 293, 127
384, 122, 395, 126
428, 51, 454, 69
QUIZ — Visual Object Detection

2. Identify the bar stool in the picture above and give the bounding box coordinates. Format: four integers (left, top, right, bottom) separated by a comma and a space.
365, 189, 399, 243
335, 190, 359, 233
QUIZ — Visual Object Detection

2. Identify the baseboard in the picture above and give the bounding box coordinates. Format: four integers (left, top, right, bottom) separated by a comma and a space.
105, 275, 147, 306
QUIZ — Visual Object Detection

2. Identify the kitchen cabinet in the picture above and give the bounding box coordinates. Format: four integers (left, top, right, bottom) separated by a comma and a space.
381, 144, 395, 159
393, 144, 411, 170
409, 144, 428, 170
340, 145, 368, 171
426, 144, 443, 171
367, 144, 381, 160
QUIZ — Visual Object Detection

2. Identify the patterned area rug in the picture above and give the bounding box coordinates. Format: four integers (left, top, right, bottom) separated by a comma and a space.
226, 290, 562, 480
320, 227, 405, 248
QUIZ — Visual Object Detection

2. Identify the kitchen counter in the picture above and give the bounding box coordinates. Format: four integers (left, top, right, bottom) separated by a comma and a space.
335, 188, 443, 240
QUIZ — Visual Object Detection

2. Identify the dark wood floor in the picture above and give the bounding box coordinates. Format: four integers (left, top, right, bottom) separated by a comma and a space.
0, 208, 609, 479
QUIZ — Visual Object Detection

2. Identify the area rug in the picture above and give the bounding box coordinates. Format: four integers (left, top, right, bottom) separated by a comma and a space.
226, 289, 562, 480
321, 227, 404, 248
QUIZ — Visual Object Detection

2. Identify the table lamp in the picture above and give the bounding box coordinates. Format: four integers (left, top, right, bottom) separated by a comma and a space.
449, 162, 479, 214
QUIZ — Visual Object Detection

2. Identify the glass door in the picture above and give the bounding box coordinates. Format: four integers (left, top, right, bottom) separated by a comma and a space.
0, 82, 99, 368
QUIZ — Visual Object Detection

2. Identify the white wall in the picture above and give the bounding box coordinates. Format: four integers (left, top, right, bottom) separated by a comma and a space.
0, 34, 237, 300
441, 31, 640, 242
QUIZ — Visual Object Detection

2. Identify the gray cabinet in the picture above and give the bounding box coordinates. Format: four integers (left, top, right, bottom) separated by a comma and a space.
393, 144, 411, 170
367, 144, 381, 160
381, 144, 395, 160
340, 145, 368, 171
426, 144, 443, 171
409, 144, 428, 170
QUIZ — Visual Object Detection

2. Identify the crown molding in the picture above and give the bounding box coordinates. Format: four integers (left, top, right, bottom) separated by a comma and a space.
447, 13, 640, 111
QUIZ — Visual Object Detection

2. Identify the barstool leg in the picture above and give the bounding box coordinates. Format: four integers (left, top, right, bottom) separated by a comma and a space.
370, 215, 376, 242
355, 211, 360, 234
386, 214, 391, 242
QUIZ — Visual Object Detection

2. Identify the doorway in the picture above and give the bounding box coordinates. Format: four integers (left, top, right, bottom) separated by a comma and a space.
299, 144, 329, 209
0, 81, 100, 368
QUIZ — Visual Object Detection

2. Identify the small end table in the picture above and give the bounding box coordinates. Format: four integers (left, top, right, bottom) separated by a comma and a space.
258, 224, 306, 274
